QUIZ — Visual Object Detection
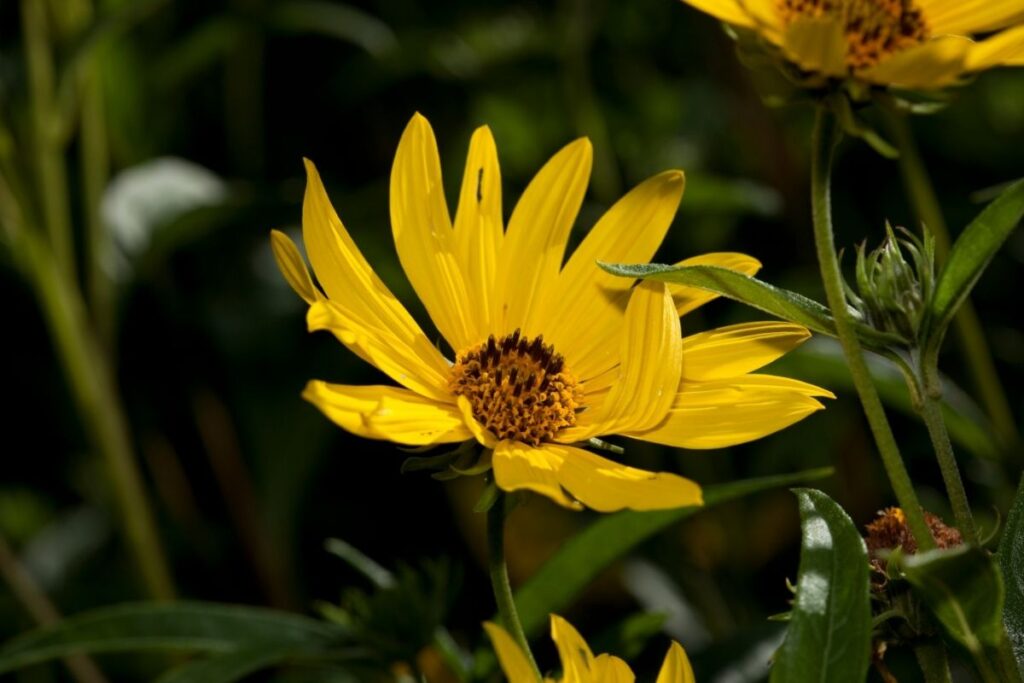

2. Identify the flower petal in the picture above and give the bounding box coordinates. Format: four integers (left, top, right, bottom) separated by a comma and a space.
967, 23, 1024, 71
483, 622, 540, 683
593, 655, 636, 683
782, 18, 848, 78
545, 170, 685, 382
656, 642, 696, 683
491, 441, 582, 510
918, 0, 1024, 35
391, 114, 476, 351
551, 615, 596, 683
270, 229, 322, 304
627, 374, 833, 449
860, 35, 973, 89
302, 382, 471, 445
677, 0, 782, 37
497, 138, 592, 336
456, 396, 498, 449
453, 125, 504, 345
301, 160, 451, 400
669, 252, 762, 316
681, 322, 811, 381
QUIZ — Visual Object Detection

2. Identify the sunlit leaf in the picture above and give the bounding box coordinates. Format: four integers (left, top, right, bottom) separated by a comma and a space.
999, 474, 1024, 668
770, 489, 871, 683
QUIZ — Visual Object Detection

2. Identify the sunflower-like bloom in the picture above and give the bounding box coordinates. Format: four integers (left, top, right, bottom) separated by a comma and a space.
679, 0, 1024, 89
271, 113, 831, 512
486, 615, 695, 683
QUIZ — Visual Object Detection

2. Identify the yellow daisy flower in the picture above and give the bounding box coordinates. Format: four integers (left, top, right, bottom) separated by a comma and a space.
678, 0, 1024, 89
271, 113, 831, 512
485, 614, 696, 683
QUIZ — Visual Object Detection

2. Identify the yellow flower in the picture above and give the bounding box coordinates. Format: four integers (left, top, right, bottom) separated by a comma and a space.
271, 113, 831, 512
679, 0, 1024, 89
485, 614, 696, 683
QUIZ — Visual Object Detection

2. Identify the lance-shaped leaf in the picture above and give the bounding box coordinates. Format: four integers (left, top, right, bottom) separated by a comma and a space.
601, 263, 904, 351
154, 646, 308, 683
999, 474, 1024, 668
770, 489, 871, 683
924, 178, 1024, 349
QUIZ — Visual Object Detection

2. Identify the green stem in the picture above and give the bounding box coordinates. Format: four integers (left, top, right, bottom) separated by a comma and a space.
16, 228, 175, 601
918, 394, 979, 544
884, 105, 1019, 450
913, 641, 952, 683
810, 106, 935, 550
487, 492, 541, 680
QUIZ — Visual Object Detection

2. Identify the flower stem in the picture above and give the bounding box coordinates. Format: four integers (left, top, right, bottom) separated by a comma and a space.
810, 106, 935, 550
913, 641, 952, 683
918, 393, 979, 545
487, 492, 541, 679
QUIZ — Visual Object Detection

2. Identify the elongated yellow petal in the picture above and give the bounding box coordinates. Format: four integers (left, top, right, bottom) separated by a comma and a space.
551, 615, 596, 683
391, 114, 475, 351
918, 0, 1024, 35
301, 160, 451, 400
497, 138, 592, 336
270, 229, 322, 304
677, 0, 783, 38
307, 300, 451, 401
484, 622, 540, 683
861, 35, 973, 88
967, 23, 1024, 70
681, 322, 811, 381
593, 654, 636, 683
669, 252, 762, 317
656, 642, 696, 683
456, 396, 498, 449
782, 18, 848, 78
545, 171, 685, 382
453, 126, 504, 345
302, 382, 471, 445
627, 374, 833, 449
491, 441, 582, 510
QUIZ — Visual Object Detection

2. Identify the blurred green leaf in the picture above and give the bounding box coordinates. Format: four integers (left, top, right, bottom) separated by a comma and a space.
589, 612, 668, 661
925, 178, 1024, 350
900, 546, 1004, 654
999, 474, 1024, 668
0, 602, 347, 674
601, 263, 904, 351
154, 645, 303, 683
770, 489, 871, 683
266, 1, 397, 57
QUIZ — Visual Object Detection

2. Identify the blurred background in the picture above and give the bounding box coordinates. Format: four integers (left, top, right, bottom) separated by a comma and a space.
1, 0, 1023, 680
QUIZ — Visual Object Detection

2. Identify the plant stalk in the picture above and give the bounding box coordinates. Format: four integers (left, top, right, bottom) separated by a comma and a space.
810, 106, 935, 550
913, 641, 952, 683
918, 394, 979, 544
487, 492, 541, 679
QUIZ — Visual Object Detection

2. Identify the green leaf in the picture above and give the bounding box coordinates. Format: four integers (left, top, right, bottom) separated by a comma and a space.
926, 178, 1024, 347
999, 474, 1024, 667
0, 602, 347, 675
601, 263, 903, 351
900, 546, 1005, 654
154, 646, 302, 683
770, 489, 871, 683
513, 467, 834, 638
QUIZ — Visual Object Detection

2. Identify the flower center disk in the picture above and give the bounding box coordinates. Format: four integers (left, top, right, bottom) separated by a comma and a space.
778, 0, 929, 69
449, 330, 583, 447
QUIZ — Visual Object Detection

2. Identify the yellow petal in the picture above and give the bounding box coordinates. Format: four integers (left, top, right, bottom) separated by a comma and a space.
627, 374, 833, 449
391, 113, 476, 351
491, 441, 582, 510
497, 138, 592, 336
918, 0, 1024, 35
860, 35, 973, 89
677, 0, 783, 38
456, 396, 498, 449
453, 125, 504, 345
593, 654, 636, 683
545, 170, 685, 382
306, 300, 451, 401
302, 381, 471, 445
967, 23, 1024, 70
669, 252, 762, 317
781, 18, 848, 78
656, 642, 696, 683
484, 622, 540, 683
301, 160, 451, 400
681, 322, 811, 381
269, 229, 322, 304
550, 615, 596, 683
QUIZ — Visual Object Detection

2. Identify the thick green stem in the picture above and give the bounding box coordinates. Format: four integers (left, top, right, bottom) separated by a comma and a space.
919, 394, 979, 544
885, 106, 1018, 450
487, 492, 541, 680
810, 107, 935, 550
914, 641, 952, 683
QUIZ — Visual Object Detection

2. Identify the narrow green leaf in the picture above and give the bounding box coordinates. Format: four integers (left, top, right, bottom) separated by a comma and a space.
770, 489, 871, 683
601, 263, 903, 350
0, 602, 346, 675
901, 546, 1005, 654
154, 646, 300, 683
926, 178, 1024, 346
999, 474, 1024, 667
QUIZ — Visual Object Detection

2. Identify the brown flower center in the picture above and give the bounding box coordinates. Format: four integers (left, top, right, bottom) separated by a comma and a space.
449, 330, 583, 447
778, 0, 929, 70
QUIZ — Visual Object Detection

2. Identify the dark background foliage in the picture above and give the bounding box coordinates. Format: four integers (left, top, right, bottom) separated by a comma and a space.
1, 0, 1022, 679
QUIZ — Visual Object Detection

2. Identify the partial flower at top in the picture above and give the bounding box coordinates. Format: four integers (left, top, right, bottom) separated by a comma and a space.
678, 0, 1024, 89
271, 113, 832, 512
486, 614, 695, 683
